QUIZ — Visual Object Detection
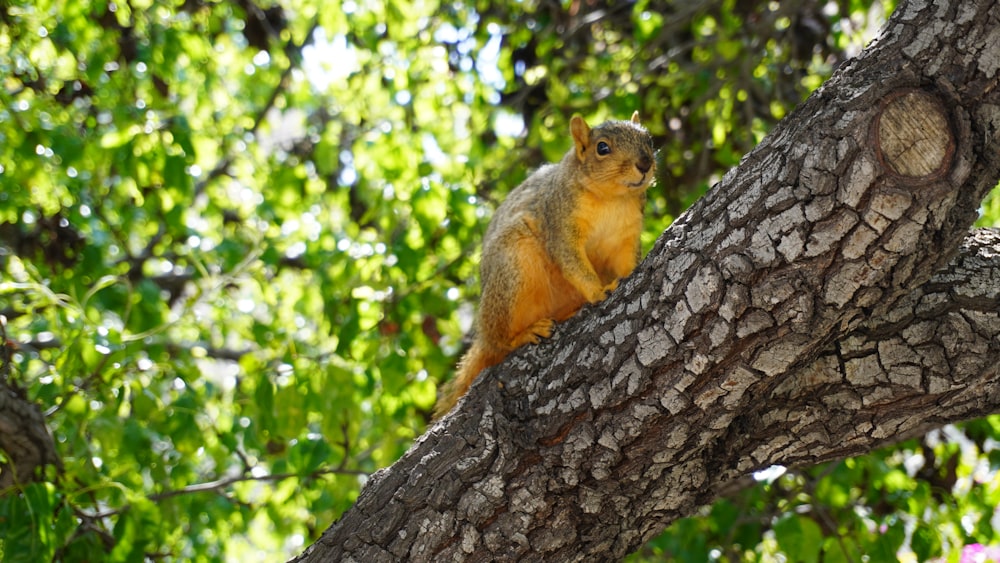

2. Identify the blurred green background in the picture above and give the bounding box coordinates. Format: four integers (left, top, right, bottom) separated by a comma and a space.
2, 0, 999, 560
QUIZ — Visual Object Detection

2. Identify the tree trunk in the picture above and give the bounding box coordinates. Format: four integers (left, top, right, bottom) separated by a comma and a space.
293, 0, 1000, 560
0, 327, 61, 488
0, 378, 61, 488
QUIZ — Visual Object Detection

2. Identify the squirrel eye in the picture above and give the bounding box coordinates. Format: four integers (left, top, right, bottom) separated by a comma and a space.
596, 141, 611, 156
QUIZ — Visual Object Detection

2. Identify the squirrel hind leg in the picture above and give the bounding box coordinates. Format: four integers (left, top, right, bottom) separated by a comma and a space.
481, 234, 556, 350
503, 239, 562, 348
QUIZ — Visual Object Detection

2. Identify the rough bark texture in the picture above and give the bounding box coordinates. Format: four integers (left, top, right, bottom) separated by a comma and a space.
0, 339, 61, 488
728, 228, 1000, 470
294, 0, 1000, 560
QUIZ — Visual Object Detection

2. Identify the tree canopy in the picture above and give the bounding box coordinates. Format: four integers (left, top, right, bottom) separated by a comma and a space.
2, 0, 999, 561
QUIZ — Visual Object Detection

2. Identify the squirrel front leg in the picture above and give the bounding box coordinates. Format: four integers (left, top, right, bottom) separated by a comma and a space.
598, 239, 641, 291
551, 234, 609, 303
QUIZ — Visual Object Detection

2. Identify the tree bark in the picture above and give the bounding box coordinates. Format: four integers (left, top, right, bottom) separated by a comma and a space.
718, 228, 1000, 471
293, 0, 1000, 560
0, 337, 61, 488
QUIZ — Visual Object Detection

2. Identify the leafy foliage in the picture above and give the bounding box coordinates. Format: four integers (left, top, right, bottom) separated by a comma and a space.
629, 426, 1000, 562
1, 0, 998, 560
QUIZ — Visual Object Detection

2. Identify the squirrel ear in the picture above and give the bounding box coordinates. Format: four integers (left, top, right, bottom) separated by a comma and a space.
630, 111, 641, 124
570, 115, 590, 162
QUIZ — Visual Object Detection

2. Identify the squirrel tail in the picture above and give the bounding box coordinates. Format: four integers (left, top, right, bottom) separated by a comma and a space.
433, 340, 504, 419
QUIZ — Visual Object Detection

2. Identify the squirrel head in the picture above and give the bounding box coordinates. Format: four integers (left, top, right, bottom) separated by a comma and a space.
569, 112, 656, 193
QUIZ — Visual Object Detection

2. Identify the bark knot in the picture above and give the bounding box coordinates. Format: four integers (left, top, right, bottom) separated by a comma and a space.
873, 89, 955, 181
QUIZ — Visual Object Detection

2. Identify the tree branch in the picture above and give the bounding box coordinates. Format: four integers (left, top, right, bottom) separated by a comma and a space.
192, 18, 320, 199
0, 320, 61, 489
752, 228, 1000, 470
292, 0, 1000, 560
81, 463, 366, 520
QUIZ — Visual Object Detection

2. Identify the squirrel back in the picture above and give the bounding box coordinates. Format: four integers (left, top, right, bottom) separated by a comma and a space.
434, 112, 656, 418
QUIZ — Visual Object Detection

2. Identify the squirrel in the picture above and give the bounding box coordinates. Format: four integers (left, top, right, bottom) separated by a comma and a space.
433, 112, 656, 418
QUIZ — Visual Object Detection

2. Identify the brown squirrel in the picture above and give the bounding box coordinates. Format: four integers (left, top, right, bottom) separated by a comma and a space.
434, 112, 656, 417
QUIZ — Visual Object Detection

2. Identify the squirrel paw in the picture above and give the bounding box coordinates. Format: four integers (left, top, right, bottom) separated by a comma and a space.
586, 280, 618, 302
510, 318, 554, 347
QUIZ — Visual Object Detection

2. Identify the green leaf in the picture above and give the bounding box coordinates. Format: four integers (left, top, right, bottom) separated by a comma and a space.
773, 514, 823, 563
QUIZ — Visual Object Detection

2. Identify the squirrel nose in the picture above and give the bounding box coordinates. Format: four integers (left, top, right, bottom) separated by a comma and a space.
636, 156, 652, 175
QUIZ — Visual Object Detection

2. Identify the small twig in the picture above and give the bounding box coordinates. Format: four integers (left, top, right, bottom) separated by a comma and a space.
83, 464, 366, 519
192, 18, 320, 199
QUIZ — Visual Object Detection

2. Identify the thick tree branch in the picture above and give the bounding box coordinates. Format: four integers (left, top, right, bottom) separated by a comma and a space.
719, 227, 1000, 472
295, 234, 1000, 563
0, 323, 61, 489
293, 0, 1000, 560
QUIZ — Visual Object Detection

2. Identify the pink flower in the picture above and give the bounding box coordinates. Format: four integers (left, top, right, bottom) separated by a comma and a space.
961, 544, 1000, 563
